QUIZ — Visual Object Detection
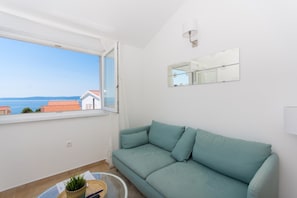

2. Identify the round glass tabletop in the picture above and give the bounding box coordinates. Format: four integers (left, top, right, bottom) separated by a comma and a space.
38, 172, 128, 198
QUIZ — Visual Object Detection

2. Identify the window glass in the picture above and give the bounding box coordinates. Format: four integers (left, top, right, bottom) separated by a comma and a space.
0, 37, 100, 115
102, 44, 118, 112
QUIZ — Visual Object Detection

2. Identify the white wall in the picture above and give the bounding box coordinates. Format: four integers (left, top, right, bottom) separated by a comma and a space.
125, 0, 297, 197
0, 114, 118, 191
119, 44, 145, 129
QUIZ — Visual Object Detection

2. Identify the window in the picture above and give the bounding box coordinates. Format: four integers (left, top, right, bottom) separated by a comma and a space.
101, 43, 119, 112
0, 36, 118, 122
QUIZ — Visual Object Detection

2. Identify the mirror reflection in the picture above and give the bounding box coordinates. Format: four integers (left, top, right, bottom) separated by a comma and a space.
168, 48, 240, 87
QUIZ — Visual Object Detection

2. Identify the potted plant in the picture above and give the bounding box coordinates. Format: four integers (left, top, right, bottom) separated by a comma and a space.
65, 175, 87, 198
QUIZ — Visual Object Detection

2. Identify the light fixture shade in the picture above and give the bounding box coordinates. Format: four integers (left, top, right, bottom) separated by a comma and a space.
182, 19, 198, 38
284, 106, 297, 135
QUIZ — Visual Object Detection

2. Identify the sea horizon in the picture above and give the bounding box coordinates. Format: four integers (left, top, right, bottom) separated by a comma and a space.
0, 96, 81, 114
0, 96, 80, 100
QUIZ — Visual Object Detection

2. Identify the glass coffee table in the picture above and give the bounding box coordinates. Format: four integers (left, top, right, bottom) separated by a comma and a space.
38, 172, 128, 198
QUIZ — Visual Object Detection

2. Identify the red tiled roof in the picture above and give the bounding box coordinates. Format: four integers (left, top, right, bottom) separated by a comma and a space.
89, 90, 100, 96
41, 101, 80, 113
0, 106, 11, 115
0, 106, 10, 110
80, 90, 101, 100
48, 101, 80, 105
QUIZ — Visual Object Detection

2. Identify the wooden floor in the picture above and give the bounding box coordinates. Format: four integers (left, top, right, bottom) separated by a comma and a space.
0, 160, 110, 198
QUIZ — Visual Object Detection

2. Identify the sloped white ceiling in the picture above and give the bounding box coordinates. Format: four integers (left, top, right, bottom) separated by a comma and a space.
0, 0, 187, 53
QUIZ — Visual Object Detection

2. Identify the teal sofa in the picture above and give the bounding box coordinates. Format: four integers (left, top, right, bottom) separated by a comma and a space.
112, 121, 279, 198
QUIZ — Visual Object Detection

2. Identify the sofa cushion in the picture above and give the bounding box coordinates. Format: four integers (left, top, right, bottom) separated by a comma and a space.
147, 160, 248, 198
148, 120, 185, 152
121, 130, 148, 149
192, 129, 272, 184
112, 144, 175, 179
171, 127, 196, 161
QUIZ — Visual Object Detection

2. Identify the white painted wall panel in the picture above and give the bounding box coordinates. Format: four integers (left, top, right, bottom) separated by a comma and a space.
0, 114, 118, 191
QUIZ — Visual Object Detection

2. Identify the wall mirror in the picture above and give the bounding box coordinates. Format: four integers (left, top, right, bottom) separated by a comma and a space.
168, 48, 240, 87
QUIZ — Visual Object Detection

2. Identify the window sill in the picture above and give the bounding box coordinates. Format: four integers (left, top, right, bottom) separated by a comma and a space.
0, 110, 108, 125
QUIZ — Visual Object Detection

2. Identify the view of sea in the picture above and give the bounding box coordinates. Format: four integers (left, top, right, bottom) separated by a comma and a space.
0, 96, 80, 114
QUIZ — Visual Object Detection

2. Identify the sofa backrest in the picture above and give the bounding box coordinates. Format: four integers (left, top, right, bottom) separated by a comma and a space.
148, 120, 185, 152
192, 129, 272, 184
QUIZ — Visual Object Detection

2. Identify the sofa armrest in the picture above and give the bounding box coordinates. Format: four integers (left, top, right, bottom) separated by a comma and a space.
120, 126, 150, 148
247, 153, 279, 198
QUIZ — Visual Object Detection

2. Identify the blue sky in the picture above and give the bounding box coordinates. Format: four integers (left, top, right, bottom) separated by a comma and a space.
0, 37, 100, 97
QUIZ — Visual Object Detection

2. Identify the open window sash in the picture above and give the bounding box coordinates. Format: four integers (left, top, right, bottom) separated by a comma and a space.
101, 42, 119, 112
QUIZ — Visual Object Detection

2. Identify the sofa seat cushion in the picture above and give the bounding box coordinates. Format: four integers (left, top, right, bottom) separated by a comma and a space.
112, 144, 175, 179
146, 160, 248, 198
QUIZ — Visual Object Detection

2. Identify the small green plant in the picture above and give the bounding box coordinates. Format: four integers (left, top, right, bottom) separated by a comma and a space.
65, 175, 86, 191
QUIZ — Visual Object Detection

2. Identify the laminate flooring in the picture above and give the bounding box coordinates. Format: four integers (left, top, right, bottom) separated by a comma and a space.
0, 160, 145, 198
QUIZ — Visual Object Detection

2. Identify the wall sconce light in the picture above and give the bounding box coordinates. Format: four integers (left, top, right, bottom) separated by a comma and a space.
182, 19, 198, 48
284, 106, 297, 135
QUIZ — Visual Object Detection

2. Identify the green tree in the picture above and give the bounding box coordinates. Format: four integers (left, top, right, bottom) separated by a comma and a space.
22, 107, 33, 113
35, 108, 41, 112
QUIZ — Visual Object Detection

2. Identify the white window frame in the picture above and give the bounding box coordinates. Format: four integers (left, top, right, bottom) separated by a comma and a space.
0, 35, 118, 124
101, 42, 119, 113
